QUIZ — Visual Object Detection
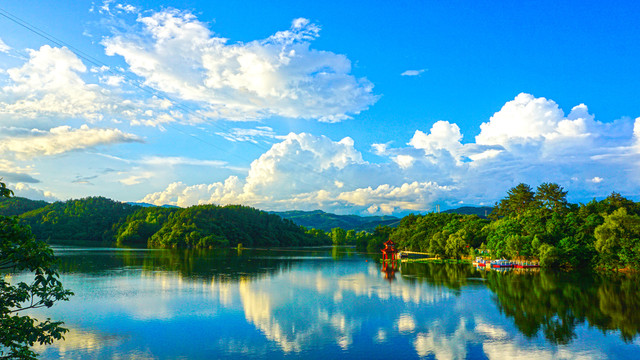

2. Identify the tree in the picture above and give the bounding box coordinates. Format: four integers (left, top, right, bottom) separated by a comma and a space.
0, 180, 13, 198
594, 208, 640, 270
534, 183, 569, 214
330, 227, 347, 245
491, 183, 535, 219
445, 230, 468, 260
1, 182, 73, 359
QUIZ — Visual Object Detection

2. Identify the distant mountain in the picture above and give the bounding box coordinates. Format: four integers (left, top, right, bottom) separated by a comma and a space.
127, 202, 181, 209
273, 206, 494, 232
272, 210, 400, 232
442, 206, 494, 218
0, 196, 49, 216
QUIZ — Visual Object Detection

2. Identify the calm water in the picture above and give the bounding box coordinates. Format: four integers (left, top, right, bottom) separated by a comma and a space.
14, 245, 640, 359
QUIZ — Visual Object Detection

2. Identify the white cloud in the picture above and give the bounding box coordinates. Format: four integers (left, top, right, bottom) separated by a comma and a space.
215, 126, 283, 143
0, 45, 106, 121
115, 3, 137, 13
338, 182, 449, 214
140, 132, 454, 213
102, 9, 378, 122
409, 120, 465, 163
0, 38, 10, 53
141, 93, 640, 214
119, 171, 153, 186
371, 143, 389, 155
0, 125, 141, 159
0, 45, 174, 127
140, 156, 227, 167
10, 182, 58, 202
401, 69, 425, 76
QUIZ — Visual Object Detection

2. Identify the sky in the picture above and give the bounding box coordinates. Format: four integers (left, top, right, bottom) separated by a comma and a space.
0, 0, 639, 215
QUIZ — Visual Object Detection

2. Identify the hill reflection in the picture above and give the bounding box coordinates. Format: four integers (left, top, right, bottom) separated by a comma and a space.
31, 245, 639, 359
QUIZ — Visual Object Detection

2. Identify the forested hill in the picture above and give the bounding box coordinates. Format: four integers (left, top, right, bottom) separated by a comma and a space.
443, 206, 494, 218
272, 206, 493, 231
20, 197, 138, 242
0, 196, 48, 216
118, 205, 323, 248
16, 196, 322, 248
271, 210, 400, 232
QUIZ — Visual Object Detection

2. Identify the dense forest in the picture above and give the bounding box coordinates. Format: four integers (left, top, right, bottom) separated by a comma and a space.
4, 182, 640, 270
19, 197, 137, 242
383, 183, 640, 271
118, 204, 325, 248
9, 197, 322, 248
0, 196, 48, 216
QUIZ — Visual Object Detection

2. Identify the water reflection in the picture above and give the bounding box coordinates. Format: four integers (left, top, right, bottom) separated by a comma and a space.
20, 246, 640, 359
484, 269, 640, 344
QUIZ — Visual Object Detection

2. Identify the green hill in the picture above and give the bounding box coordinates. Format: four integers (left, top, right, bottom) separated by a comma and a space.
0, 196, 49, 216
133, 205, 322, 248
20, 196, 139, 242
15, 196, 321, 248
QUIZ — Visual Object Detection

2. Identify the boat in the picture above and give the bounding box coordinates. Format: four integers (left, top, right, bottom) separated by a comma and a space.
472, 257, 487, 267
490, 259, 513, 268
514, 261, 540, 268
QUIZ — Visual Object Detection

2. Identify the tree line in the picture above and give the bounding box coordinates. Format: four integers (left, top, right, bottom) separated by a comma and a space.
14, 197, 326, 248
5, 182, 640, 270
381, 183, 640, 271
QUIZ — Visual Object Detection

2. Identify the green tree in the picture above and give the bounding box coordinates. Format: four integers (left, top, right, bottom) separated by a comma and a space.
445, 230, 468, 260
330, 227, 347, 245
594, 208, 640, 270
1, 182, 73, 359
534, 183, 569, 214
429, 230, 449, 259
491, 183, 535, 219
0, 180, 14, 198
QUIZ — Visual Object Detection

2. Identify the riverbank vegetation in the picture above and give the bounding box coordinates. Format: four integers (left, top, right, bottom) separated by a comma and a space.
1, 181, 72, 360
4, 182, 640, 270
384, 183, 640, 271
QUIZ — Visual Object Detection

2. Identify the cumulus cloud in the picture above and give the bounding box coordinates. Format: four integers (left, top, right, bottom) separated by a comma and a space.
0, 45, 175, 127
140, 93, 640, 215
102, 9, 378, 122
141, 132, 451, 213
0, 45, 107, 121
338, 182, 449, 214
0, 125, 141, 159
10, 183, 58, 202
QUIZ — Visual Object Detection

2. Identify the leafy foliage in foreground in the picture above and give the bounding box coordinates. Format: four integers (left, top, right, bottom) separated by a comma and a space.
1, 181, 73, 360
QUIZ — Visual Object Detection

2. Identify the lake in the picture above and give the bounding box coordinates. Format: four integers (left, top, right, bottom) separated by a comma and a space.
15, 245, 640, 359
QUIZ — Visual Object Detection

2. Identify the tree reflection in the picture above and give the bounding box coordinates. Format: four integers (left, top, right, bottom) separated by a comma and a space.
400, 262, 481, 291
399, 262, 640, 344
484, 269, 640, 344
52, 246, 302, 281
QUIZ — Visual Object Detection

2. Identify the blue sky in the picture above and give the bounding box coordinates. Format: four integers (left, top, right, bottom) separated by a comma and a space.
0, 0, 639, 215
